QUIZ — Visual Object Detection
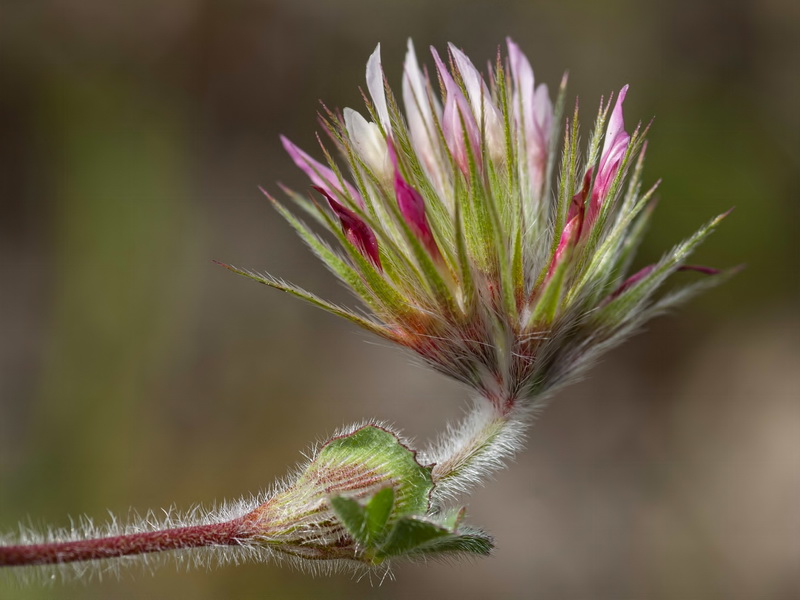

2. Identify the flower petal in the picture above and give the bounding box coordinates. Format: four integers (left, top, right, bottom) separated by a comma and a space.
366, 44, 391, 133
448, 43, 504, 161
602, 84, 629, 159
586, 86, 631, 229
507, 38, 553, 196
281, 135, 364, 208
431, 47, 480, 173
403, 39, 446, 192
343, 107, 390, 180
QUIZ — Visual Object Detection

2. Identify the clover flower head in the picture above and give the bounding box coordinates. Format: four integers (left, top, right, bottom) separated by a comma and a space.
226, 39, 728, 410
2, 38, 732, 581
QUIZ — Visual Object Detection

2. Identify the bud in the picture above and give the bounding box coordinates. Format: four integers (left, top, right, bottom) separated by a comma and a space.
387, 140, 443, 262
313, 186, 382, 269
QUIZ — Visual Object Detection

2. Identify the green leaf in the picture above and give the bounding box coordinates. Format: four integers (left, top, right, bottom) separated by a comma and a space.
377, 516, 450, 557
365, 487, 395, 543
330, 495, 369, 545
413, 526, 493, 557
330, 485, 396, 550
376, 515, 493, 559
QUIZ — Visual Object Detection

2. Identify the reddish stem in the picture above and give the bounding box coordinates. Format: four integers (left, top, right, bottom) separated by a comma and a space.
0, 518, 246, 567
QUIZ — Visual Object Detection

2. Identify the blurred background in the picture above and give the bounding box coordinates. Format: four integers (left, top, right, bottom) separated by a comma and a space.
1, 0, 798, 598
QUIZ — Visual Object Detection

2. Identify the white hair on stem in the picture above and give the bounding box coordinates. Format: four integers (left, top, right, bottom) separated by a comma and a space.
422, 396, 531, 506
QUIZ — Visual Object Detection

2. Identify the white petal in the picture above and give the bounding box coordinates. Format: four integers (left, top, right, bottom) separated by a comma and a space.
403, 39, 446, 191
448, 43, 504, 162
343, 107, 390, 179
507, 38, 535, 110
403, 39, 431, 147
448, 43, 486, 114
366, 44, 390, 133
403, 40, 431, 121
533, 83, 553, 144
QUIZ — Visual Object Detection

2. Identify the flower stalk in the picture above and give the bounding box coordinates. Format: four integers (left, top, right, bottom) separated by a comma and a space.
0, 521, 243, 567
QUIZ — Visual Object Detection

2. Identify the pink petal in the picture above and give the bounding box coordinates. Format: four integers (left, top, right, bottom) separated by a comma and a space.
606, 263, 720, 303
507, 38, 553, 196
448, 43, 504, 157
545, 171, 592, 279
602, 85, 629, 159
281, 135, 364, 208
431, 47, 480, 173
678, 265, 721, 275
586, 86, 631, 229
507, 38, 535, 101
546, 213, 581, 280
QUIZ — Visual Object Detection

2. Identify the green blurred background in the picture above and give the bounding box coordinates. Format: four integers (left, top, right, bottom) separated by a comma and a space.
1, 0, 797, 598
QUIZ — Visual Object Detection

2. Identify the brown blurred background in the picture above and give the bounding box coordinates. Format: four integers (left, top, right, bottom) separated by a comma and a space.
1, 0, 798, 598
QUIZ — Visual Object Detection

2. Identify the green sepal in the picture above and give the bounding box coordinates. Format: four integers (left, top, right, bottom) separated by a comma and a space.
266, 196, 382, 311
307, 196, 411, 316
592, 210, 730, 325
541, 72, 569, 207
527, 257, 568, 329
566, 177, 659, 305
215, 262, 393, 341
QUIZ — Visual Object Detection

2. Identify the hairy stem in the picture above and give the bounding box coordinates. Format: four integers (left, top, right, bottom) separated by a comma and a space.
424, 397, 528, 505
0, 519, 245, 567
